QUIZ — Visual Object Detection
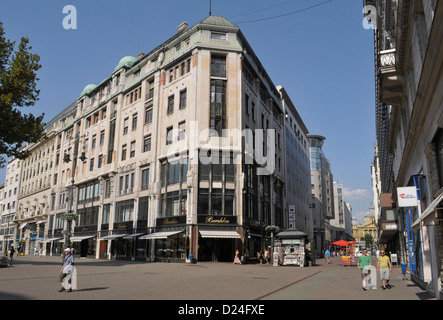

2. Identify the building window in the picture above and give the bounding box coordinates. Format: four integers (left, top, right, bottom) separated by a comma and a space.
167, 95, 174, 114
210, 79, 227, 136
179, 89, 187, 109
104, 179, 111, 198
97, 154, 103, 168
143, 135, 151, 152
89, 158, 94, 171
119, 173, 134, 196
123, 118, 129, 135
102, 204, 110, 224
145, 107, 153, 123
132, 113, 138, 130
141, 168, 149, 191
138, 196, 149, 221
166, 126, 173, 145
91, 135, 96, 149
211, 55, 226, 77
115, 200, 134, 222
178, 121, 186, 141
121, 144, 127, 161
160, 157, 188, 188
99, 130, 105, 145
211, 32, 226, 40
126, 86, 142, 105
130, 141, 136, 158
78, 181, 100, 204
77, 206, 99, 227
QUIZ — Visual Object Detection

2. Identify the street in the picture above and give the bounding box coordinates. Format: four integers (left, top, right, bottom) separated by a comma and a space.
0, 255, 435, 301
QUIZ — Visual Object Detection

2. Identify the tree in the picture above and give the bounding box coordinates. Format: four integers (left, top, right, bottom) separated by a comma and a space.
363, 234, 374, 249
0, 22, 45, 167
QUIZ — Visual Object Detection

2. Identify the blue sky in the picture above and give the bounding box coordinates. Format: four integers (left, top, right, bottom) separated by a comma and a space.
0, 0, 376, 222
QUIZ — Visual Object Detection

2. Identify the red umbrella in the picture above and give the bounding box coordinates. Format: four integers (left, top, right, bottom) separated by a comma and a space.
331, 240, 352, 247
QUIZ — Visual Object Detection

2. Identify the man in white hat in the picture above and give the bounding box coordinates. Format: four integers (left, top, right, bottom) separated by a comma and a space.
58, 248, 75, 292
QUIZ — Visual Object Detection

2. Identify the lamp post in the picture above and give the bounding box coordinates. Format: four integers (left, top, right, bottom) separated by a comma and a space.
62, 132, 87, 254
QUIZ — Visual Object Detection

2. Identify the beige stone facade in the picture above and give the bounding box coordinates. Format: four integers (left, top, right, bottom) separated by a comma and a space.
6, 16, 312, 263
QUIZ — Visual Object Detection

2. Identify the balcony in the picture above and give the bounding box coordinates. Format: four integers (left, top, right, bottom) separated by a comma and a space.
378, 49, 404, 106
379, 49, 396, 71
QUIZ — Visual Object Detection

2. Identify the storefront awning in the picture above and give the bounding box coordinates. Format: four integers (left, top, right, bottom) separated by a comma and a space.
123, 233, 145, 239
411, 192, 443, 228
199, 230, 241, 239
139, 229, 184, 240
70, 235, 96, 242
100, 234, 128, 240
40, 237, 62, 243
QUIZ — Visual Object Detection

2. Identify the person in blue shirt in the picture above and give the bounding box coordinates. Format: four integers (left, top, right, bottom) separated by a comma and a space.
325, 249, 330, 264
58, 248, 74, 292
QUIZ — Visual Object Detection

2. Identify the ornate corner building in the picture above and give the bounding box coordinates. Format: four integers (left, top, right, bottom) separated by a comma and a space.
2, 16, 314, 263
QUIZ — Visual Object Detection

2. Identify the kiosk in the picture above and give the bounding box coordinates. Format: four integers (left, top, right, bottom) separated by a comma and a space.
276, 230, 308, 267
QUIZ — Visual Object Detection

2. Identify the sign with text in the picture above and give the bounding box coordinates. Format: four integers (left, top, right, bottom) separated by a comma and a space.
397, 187, 418, 207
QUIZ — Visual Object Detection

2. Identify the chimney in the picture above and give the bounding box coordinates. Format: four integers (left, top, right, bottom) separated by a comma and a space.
137, 52, 145, 60
177, 22, 188, 33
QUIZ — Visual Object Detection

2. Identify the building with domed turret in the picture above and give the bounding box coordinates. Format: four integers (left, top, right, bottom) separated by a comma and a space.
9, 16, 313, 262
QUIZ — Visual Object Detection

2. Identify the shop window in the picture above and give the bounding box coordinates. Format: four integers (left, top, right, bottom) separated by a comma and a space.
115, 200, 134, 222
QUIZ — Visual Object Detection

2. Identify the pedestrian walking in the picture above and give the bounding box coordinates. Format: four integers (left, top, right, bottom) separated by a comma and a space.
9, 246, 15, 262
33, 247, 37, 256
358, 249, 372, 290
233, 249, 241, 264
263, 248, 268, 264
325, 249, 330, 264
377, 250, 392, 290
39, 248, 43, 257
58, 248, 76, 292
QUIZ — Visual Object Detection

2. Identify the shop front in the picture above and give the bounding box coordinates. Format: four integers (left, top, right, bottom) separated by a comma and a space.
197, 214, 241, 262
198, 229, 241, 262
70, 234, 96, 258
140, 227, 186, 262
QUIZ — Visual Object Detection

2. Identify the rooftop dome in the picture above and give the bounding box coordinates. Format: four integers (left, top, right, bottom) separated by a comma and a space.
80, 84, 97, 97
114, 56, 137, 72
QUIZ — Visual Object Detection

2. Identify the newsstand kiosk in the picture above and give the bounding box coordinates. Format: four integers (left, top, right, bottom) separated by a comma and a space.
276, 230, 308, 267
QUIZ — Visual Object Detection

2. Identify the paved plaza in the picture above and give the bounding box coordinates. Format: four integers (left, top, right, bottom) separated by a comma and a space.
0, 255, 435, 300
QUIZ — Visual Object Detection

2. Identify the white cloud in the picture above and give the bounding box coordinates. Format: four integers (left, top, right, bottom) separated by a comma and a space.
353, 210, 372, 224
342, 187, 371, 201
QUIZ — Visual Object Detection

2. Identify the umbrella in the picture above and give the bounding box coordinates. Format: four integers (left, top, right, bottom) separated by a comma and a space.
331, 240, 352, 247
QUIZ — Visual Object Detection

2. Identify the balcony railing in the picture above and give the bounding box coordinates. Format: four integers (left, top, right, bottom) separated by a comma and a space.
379, 49, 396, 69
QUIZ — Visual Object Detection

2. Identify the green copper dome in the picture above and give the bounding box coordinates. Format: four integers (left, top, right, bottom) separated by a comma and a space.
114, 56, 137, 72
80, 84, 97, 97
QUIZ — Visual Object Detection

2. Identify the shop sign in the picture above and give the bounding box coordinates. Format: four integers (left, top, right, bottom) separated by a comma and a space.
397, 187, 418, 207
198, 215, 237, 224
157, 216, 186, 226
74, 225, 97, 233
383, 223, 397, 230
113, 221, 133, 232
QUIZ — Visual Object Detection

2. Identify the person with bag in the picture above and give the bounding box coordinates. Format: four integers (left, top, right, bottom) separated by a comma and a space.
58, 248, 75, 292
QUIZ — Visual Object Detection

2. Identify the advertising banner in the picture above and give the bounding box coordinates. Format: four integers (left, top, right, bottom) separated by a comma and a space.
397, 187, 418, 207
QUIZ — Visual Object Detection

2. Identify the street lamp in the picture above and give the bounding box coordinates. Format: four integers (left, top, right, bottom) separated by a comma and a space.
62, 132, 87, 254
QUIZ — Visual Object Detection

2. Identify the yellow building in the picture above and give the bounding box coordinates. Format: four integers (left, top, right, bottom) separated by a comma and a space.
353, 215, 377, 246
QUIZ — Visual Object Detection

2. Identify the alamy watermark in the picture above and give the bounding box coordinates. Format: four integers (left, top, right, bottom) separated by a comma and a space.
362, 5, 377, 30
63, 5, 77, 30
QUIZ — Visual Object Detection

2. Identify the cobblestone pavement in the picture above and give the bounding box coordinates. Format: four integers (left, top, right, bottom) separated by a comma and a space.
0, 255, 436, 300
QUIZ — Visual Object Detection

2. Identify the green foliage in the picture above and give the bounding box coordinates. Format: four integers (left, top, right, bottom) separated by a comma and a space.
0, 22, 45, 167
